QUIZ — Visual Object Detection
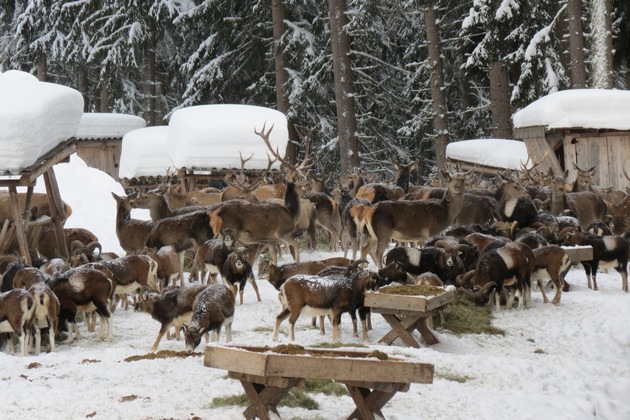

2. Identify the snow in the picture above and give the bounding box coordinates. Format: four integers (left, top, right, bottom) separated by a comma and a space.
446, 138, 530, 170
0, 70, 83, 172
118, 126, 175, 179
168, 104, 288, 170
75, 113, 146, 140
513, 89, 630, 130
1, 72, 630, 420
2, 156, 630, 419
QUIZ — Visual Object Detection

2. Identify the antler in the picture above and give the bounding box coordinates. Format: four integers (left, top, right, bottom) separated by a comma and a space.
520, 149, 548, 172
228, 151, 277, 197
255, 122, 315, 181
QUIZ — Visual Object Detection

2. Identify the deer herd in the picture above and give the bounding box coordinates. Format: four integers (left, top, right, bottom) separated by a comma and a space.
2, 129, 630, 356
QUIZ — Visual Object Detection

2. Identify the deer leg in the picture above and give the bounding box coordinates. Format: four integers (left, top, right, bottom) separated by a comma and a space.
248, 275, 262, 302
331, 313, 342, 342
151, 324, 171, 351
583, 263, 593, 289
273, 308, 291, 341
537, 279, 549, 303
178, 251, 186, 286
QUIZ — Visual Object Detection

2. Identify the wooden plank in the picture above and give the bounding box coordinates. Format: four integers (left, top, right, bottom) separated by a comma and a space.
364, 288, 454, 312
20, 141, 76, 184
43, 168, 69, 259
364, 292, 428, 312
204, 345, 434, 384
8, 186, 31, 265
340, 381, 410, 393
562, 246, 593, 262
228, 371, 305, 389
522, 137, 562, 175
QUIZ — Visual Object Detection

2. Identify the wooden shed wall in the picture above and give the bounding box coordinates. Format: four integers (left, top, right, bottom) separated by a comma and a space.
563, 131, 630, 191
75, 139, 122, 181
515, 126, 630, 191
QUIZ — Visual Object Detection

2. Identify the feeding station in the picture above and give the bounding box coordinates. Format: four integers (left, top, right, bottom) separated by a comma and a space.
445, 138, 532, 174
167, 104, 289, 191
118, 126, 176, 193
364, 285, 455, 348
0, 71, 83, 264
74, 112, 146, 181
204, 344, 434, 420
118, 104, 290, 193
513, 89, 630, 190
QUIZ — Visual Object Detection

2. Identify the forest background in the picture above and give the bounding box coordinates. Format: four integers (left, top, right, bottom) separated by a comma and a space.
1, 0, 629, 181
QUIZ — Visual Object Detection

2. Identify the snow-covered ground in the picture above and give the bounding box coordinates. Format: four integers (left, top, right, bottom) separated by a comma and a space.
1, 156, 629, 420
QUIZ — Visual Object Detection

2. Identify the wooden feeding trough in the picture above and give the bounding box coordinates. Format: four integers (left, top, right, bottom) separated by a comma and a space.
204, 344, 434, 420
364, 285, 455, 348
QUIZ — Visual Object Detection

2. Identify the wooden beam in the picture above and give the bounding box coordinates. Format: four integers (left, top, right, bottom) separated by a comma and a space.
8, 186, 31, 265
43, 168, 69, 259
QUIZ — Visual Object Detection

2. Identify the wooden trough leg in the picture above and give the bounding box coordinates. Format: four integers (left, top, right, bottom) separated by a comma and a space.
345, 382, 409, 420
414, 313, 440, 345
229, 372, 303, 420
378, 314, 423, 348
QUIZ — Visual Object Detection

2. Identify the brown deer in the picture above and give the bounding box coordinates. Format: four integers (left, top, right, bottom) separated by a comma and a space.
111, 192, 153, 255
361, 168, 472, 268
212, 181, 302, 264
356, 160, 418, 203
548, 170, 607, 229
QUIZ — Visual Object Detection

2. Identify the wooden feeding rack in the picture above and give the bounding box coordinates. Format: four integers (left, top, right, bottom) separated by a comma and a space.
204, 344, 434, 420
0, 139, 75, 265
364, 285, 455, 348
561, 245, 593, 263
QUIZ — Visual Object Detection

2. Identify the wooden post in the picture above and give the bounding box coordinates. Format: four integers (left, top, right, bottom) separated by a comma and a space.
43, 168, 69, 259
8, 186, 31, 265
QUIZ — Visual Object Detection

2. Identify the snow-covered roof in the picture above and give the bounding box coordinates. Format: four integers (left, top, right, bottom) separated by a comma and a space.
75, 113, 146, 140
167, 104, 288, 170
0, 70, 83, 172
446, 139, 530, 170
118, 126, 175, 179
513, 89, 630, 131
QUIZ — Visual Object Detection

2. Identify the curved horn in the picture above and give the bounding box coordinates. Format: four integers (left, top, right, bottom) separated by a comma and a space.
86, 241, 102, 256
346, 259, 369, 276
510, 220, 519, 239
456, 270, 475, 289
475, 281, 497, 297
433, 239, 452, 250
70, 240, 86, 253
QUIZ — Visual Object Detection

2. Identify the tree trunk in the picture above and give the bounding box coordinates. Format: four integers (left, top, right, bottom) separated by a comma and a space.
590, 0, 614, 88
567, 0, 587, 87
77, 69, 89, 112
424, 4, 449, 172
144, 46, 157, 126
37, 54, 47, 81
100, 80, 111, 113
271, 0, 298, 163
328, 0, 359, 175
554, 1, 571, 79
489, 61, 512, 138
